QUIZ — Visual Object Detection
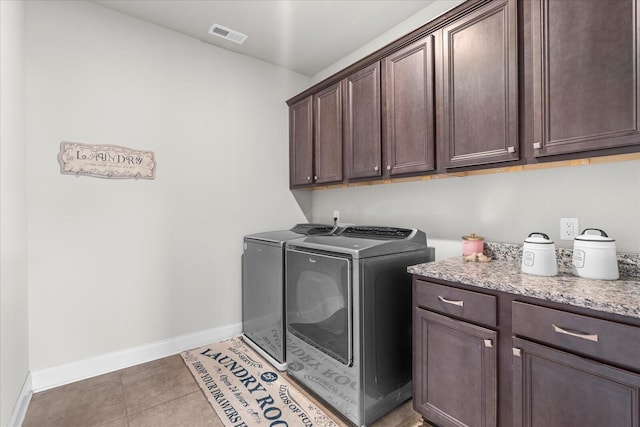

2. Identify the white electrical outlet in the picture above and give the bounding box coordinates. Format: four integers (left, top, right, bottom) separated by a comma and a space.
560, 218, 579, 240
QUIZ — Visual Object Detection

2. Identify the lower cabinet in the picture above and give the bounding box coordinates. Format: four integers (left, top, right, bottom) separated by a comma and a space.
512, 337, 640, 427
413, 278, 640, 427
512, 301, 640, 427
413, 307, 497, 427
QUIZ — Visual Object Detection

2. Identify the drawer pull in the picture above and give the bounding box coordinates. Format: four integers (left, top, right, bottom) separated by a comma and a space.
552, 324, 599, 342
438, 296, 464, 307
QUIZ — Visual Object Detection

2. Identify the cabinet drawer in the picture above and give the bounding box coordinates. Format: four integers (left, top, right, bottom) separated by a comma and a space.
512, 302, 640, 371
414, 280, 497, 327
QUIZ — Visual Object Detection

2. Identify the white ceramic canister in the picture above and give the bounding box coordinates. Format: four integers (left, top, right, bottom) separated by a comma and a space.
521, 232, 558, 276
572, 228, 619, 280
462, 233, 484, 256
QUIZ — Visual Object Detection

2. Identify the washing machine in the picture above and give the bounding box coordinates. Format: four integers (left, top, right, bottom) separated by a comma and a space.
242, 223, 335, 370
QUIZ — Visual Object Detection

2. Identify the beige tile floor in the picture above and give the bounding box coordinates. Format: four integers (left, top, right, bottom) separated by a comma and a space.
23, 354, 428, 427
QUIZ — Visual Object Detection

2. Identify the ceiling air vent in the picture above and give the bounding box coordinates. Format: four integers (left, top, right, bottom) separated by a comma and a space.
208, 24, 248, 45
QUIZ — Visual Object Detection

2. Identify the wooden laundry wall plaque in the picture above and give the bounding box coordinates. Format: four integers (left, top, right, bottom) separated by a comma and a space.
58, 141, 156, 180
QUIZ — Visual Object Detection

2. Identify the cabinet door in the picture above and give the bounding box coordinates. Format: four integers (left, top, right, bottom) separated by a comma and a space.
440, 0, 518, 169
382, 35, 436, 177
314, 82, 343, 184
531, 0, 640, 157
344, 62, 382, 180
413, 308, 497, 427
512, 337, 640, 427
289, 96, 314, 187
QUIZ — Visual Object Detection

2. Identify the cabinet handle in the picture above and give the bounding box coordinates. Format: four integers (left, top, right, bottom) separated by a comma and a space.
507, 146, 515, 153
374, 166, 379, 171
438, 296, 464, 307
483, 339, 493, 348
533, 142, 541, 149
513, 348, 522, 357
552, 324, 599, 342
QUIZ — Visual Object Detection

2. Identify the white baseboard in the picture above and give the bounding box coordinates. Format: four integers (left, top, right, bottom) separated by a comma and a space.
30, 322, 242, 392
7, 372, 32, 427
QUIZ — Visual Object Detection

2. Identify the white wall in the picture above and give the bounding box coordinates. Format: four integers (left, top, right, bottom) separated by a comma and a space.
1, 0, 30, 425
311, 162, 640, 259
311, 0, 466, 84
13, 0, 640, 403
25, 0, 310, 371
309, 0, 640, 259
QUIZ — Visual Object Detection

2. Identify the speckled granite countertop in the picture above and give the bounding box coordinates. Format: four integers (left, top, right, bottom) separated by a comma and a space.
408, 242, 640, 319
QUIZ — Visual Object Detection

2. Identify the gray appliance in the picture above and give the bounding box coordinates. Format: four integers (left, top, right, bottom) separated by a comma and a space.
242, 224, 334, 370
285, 226, 435, 426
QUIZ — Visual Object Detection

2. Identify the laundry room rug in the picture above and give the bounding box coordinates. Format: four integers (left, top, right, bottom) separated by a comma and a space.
181, 337, 341, 427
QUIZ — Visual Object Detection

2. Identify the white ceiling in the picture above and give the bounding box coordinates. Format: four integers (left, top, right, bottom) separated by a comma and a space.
92, 0, 435, 77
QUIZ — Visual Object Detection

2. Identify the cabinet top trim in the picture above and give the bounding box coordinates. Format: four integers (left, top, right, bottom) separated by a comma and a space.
299, 152, 640, 191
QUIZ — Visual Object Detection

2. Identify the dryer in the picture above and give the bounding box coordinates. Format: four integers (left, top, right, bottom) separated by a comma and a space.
285, 226, 435, 425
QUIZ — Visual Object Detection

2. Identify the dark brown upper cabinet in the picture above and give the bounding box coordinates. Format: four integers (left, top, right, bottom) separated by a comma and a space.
343, 62, 382, 181
288, 84, 343, 189
529, 0, 640, 157
439, 0, 519, 169
287, 0, 640, 189
382, 35, 436, 177
289, 96, 314, 187
313, 82, 344, 185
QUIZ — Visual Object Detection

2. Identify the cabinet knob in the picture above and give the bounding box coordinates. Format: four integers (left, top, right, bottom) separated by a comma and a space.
483, 339, 493, 348
533, 142, 541, 149
314, 175, 318, 181
306, 176, 311, 181
374, 166, 379, 171
507, 146, 515, 153
387, 165, 391, 171
512, 348, 522, 357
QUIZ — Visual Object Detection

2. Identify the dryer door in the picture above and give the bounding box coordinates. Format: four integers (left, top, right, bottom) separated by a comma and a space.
286, 248, 353, 366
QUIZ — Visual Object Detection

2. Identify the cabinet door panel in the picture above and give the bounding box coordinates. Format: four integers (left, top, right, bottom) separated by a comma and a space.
441, 0, 518, 168
344, 63, 382, 180
383, 36, 435, 176
314, 83, 343, 184
289, 96, 313, 187
532, 0, 640, 156
413, 308, 497, 427
513, 337, 640, 427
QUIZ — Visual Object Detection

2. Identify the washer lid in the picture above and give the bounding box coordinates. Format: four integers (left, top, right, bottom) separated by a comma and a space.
288, 226, 427, 258
245, 230, 304, 246
244, 224, 334, 245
